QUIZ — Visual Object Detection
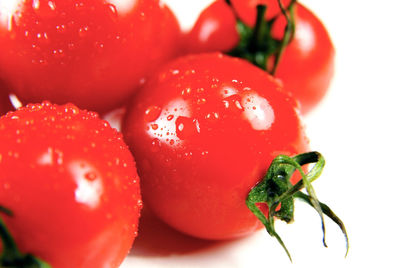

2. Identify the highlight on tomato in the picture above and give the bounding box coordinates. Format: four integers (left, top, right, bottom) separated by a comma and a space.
0, 0, 181, 114
0, 102, 142, 268
122, 53, 348, 260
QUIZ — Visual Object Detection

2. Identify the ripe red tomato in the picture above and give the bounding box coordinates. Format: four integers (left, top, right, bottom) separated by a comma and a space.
122, 53, 308, 240
0, 0, 180, 114
231, 0, 292, 26
271, 3, 335, 113
0, 102, 142, 267
183, 0, 239, 54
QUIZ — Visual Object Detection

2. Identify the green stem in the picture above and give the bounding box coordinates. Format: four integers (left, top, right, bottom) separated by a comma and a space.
0, 209, 51, 268
294, 191, 349, 257
0, 216, 23, 264
270, 0, 297, 75
227, 0, 299, 74
246, 152, 349, 260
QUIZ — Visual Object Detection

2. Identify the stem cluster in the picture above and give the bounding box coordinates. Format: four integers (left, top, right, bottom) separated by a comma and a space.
246, 152, 349, 261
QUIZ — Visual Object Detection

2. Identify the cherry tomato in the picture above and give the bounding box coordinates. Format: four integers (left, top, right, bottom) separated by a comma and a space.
271, 3, 335, 113
231, 0, 291, 26
122, 53, 308, 240
0, 102, 142, 267
183, 0, 239, 54
0, 0, 180, 114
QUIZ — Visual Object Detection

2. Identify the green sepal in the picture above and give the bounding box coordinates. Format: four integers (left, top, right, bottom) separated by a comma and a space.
246, 152, 349, 261
227, 0, 297, 74
0, 208, 51, 268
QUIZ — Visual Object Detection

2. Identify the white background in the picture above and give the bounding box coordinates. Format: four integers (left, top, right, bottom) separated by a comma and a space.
122, 0, 400, 267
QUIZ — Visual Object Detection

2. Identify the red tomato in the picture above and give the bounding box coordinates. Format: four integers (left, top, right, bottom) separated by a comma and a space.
0, 102, 142, 267
0, 0, 180, 114
183, 0, 239, 54
271, 3, 335, 113
231, 0, 291, 26
122, 53, 308, 240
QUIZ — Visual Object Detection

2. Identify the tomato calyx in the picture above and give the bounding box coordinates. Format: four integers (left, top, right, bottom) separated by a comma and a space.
0, 206, 51, 268
227, 0, 296, 74
246, 152, 349, 261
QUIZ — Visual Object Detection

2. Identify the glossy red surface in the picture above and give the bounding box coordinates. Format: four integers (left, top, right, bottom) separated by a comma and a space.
183, 0, 238, 54
0, 0, 180, 113
0, 102, 142, 267
122, 53, 308, 240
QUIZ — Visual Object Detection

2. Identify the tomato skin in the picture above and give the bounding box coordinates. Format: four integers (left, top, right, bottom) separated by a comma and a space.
271, 3, 335, 113
122, 53, 308, 240
231, 0, 292, 26
0, 0, 180, 114
0, 102, 142, 267
0, 83, 13, 115
183, 0, 239, 54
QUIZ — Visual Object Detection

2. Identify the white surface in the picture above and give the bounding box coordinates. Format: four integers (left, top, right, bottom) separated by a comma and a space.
122, 0, 400, 267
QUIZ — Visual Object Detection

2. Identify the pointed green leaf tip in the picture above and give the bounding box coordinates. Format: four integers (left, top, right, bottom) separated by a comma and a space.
246, 151, 349, 261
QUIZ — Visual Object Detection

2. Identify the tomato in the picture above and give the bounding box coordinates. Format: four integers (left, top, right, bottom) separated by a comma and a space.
0, 102, 142, 267
183, 0, 239, 54
0, 0, 180, 114
271, 3, 335, 113
231, 0, 292, 26
122, 53, 309, 240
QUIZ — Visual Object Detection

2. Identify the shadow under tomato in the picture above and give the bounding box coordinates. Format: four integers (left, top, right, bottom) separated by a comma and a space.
130, 207, 227, 257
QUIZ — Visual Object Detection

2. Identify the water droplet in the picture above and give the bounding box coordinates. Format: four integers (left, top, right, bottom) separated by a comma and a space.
144, 106, 161, 122
64, 104, 79, 114
223, 100, 229, 108
150, 123, 158, 130
78, 26, 89, 38
68, 43, 75, 50
150, 138, 161, 152
235, 100, 243, 110
175, 116, 200, 140
167, 114, 174, 121
52, 48, 64, 58
85, 172, 97, 181
107, 3, 118, 17
55, 24, 66, 33
95, 42, 105, 52
197, 98, 206, 105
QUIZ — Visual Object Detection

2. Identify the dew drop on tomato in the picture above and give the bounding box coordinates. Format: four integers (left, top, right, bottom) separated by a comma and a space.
144, 105, 162, 122
175, 116, 200, 140
150, 138, 161, 153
